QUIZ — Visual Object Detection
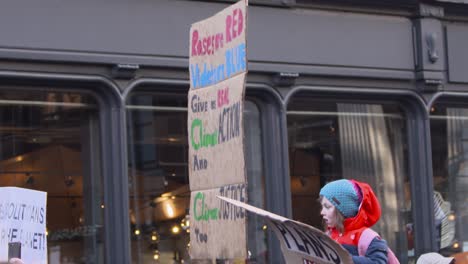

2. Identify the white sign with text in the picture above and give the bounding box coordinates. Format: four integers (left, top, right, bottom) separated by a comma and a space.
0, 187, 47, 264
218, 196, 353, 264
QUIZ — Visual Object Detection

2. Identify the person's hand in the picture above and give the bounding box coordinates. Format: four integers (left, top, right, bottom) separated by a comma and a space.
9, 258, 24, 264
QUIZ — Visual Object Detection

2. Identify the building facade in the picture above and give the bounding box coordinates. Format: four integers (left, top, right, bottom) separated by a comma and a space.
0, 0, 468, 263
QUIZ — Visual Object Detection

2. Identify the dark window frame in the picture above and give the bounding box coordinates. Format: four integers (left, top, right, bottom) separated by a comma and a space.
284, 85, 435, 259
428, 92, 468, 254
0, 70, 129, 264
123, 79, 289, 263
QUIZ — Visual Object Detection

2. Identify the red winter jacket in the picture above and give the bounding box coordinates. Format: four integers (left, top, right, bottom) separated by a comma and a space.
327, 180, 388, 264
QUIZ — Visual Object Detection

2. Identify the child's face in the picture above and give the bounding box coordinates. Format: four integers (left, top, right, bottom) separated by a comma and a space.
320, 197, 337, 228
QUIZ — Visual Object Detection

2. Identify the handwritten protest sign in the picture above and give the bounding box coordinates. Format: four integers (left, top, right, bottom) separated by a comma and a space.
190, 184, 247, 259
188, 72, 246, 191
188, 0, 248, 260
189, 0, 247, 89
0, 187, 47, 264
218, 196, 353, 264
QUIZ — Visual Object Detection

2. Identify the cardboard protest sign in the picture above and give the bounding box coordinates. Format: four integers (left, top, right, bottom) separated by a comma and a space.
189, 184, 247, 259
189, 0, 247, 89
0, 187, 47, 264
218, 196, 353, 264
188, 1, 248, 260
188, 72, 246, 191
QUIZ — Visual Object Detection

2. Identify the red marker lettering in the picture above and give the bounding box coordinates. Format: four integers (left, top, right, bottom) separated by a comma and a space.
232, 9, 238, 39
191, 30, 199, 56
226, 15, 232, 43
237, 9, 243, 36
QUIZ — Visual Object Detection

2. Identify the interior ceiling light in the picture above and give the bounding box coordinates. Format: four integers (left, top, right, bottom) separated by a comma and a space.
153, 250, 160, 260
181, 216, 190, 230
448, 214, 455, 221
172, 225, 180, 234
165, 203, 175, 218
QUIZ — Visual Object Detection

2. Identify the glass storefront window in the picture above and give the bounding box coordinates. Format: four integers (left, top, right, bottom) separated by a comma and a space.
126, 90, 267, 263
287, 95, 411, 262
0, 89, 105, 263
430, 103, 468, 259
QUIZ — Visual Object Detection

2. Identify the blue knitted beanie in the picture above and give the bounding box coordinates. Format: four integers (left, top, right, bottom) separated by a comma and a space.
319, 179, 360, 218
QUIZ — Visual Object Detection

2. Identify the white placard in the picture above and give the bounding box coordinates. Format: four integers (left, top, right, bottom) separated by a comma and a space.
218, 196, 353, 264
0, 187, 47, 264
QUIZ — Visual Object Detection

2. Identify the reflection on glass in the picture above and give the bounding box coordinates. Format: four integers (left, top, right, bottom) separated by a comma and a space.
126, 92, 267, 263
431, 104, 468, 260
126, 92, 189, 264
0, 90, 104, 263
245, 101, 268, 264
287, 96, 411, 262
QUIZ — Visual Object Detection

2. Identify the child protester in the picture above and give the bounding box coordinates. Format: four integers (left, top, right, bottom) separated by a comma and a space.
320, 179, 396, 264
